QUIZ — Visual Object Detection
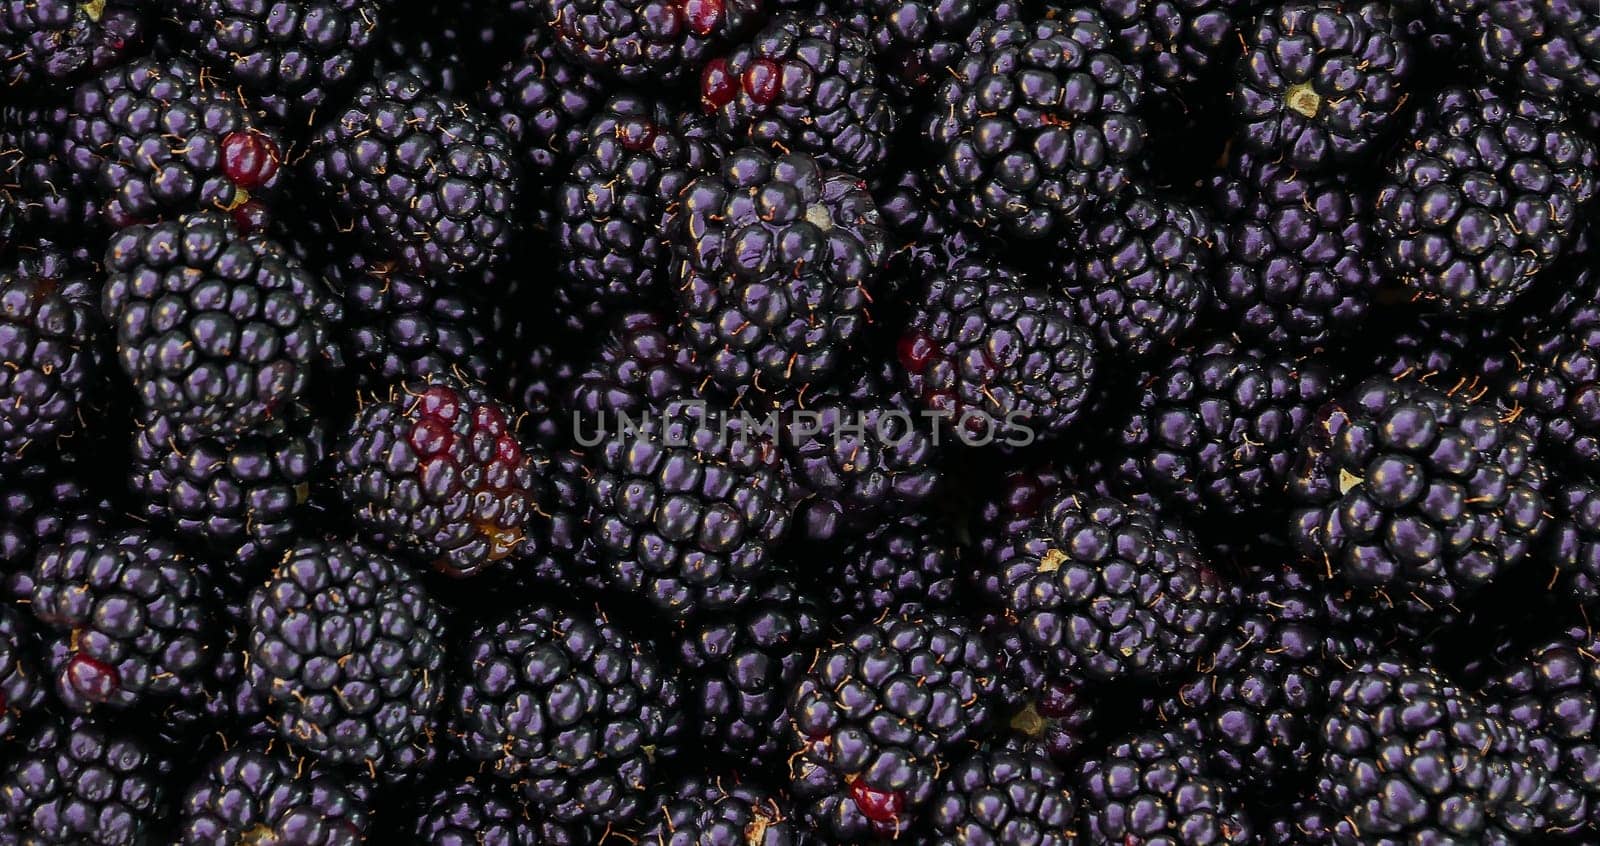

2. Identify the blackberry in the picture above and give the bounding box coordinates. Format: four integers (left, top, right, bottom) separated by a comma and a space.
640, 775, 799, 845
481, 26, 608, 180
543, 0, 764, 84
504, 336, 577, 450
1547, 479, 1600, 606
0, 0, 145, 91
304, 69, 520, 276
816, 513, 960, 632
555, 95, 720, 334
980, 490, 1234, 682
450, 602, 683, 826
0, 450, 113, 580
669, 148, 887, 394
1287, 376, 1551, 616
855, 0, 1022, 98
1076, 730, 1255, 845
921, 744, 1077, 844
0, 715, 170, 846
897, 254, 1098, 446
566, 309, 699, 426
586, 396, 791, 617
102, 211, 336, 437
165, 0, 386, 121
1110, 340, 1338, 520
325, 252, 496, 388
247, 538, 446, 777
29, 524, 212, 713
1374, 82, 1598, 313
336, 375, 540, 579
1062, 0, 1258, 96
1443, 0, 1600, 104
1232, 1, 1415, 169
0, 240, 103, 471
401, 774, 578, 846
925, 16, 1145, 239
62, 56, 286, 229
701, 14, 897, 174
0, 104, 100, 235
0, 604, 46, 744
676, 581, 824, 765
178, 747, 371, 845
1499, 266, 1600, 473
787, 612, 999, 840
997, 658, 1099, 763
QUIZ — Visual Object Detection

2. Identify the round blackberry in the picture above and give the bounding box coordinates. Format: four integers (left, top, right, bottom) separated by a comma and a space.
981, 490, 1234, 682
787, 612, 999, 840
1111, 340, 1338, 520
1232, 1, 1415, 169
925, 15, 1145, 239
304, 69, 520, 276
702, 14, 897, 174
178, 747, 371, 845
926, 744, 1078, 845
1076, 730, 1255, 845
1373, 82, 1598, 313
247, 538, 446, 777
555, 95, 720, 334
641, 775, 799, 845
102, 211, 336, 437
29, 524, 212, 713
0, 604, 46, 744
450, 602, 682, 827
62, 56, 286, 229
816, 513, 959, 633
669, 148, 887, 394
897, 254, 1098, 446
325, 252, 496, 388
0, 715, 169, 846
402, 774, 579, 846
165, 0, 385, 121
1287, 376, 1551, 615
336, 375, 540, 579
0, 104, 100, 235
676, 581, 823, 766
1444, 0, 1600, 104
0, 0, 144, 90
1210, 151, 1379, 348
1500, 265, 1600, 474
481, 25, 608, 180
1073, 0, 1259, 96
543, 0, 764, 84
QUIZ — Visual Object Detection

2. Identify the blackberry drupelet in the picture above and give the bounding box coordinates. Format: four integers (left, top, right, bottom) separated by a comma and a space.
1076, 730, 1255, 844
165, 0, 386, 121
543, 0, 764, 84
304, 69, 520, 276
702, 14, 897, 174
450, 602, 682, 827
1232, 1, 1414, 169
0, 240, 102, 471
669, 148, 887, 394
102, 211, 336, 437
898, 254, 1098, 446
402, 775, 578, 846
0, 715, 169, 846
0, 0, 144, 90
787, 612, 999, 840
247, 538, 446, 777
29, 524, 212, 713
178, 747, 371, 845
0, 604, 46, 743
62, 56, 286, 229
925, 15, 1145, 239
336, 375, 540, 578
818, 513, 960, 632
481, 26, 608, 180
925, 743, 1078, 844
981, 490, 1234, 682
325, 252, 496, 388
641, 775, 799, 845
1442, 0, 1600, 104
1374, 82, 1598, 313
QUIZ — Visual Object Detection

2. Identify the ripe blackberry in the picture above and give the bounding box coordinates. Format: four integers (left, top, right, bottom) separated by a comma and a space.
1233, 1, 1415, 169
676, 581, 824, 765
401, 774, 579, 846
1288, 376, 1551, 616
0, 604, 46, 744
1111, 340, 1338, 520
165, 0, 386, 121
304, 69, 520, 276
1076, 730, 1255, 844
555, 95, 720, 334
62, 56, 286, 229
670, 148, 887, 394
898, 254, 1098, 446
543, 0, 764, 84
336, 375, 540, 579
1442, 0, 1600, 104
247, 538, 446, 777
1548, 479, 1600, 606
926, 743, 1079, 844
1065, 0, 1257, 96
1054, 190, 1218, 360
102, 211, 336, 437
0, 240, 103, 471
815, 513, 959, 632
787, 612, 999, 840
0, 104, 100, 235
0, 715, 170, 846
0, 0, 144, 90
566, 310, 699, 427
1499, 266, 1600, 474
1374, 82, 1598, 313
981, 490, 1234, 682
0, 449, 113, 581
504, 335, 577, 450
481, 26, 608, 180
451, 602, 683, 826
178, 747, 371, 845
586, 396, 791, 617
925, 16, 1145, 239
325, 252, 496, 388
997, 655, 1099, 763
702, 14, 897, 174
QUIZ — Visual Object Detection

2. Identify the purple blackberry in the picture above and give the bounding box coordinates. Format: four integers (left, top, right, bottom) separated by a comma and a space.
565, 309, 700, 427
1442, 0, 1600, 104
0, 104, 100, 235
543, 0, 764, 84
1499, 266, 1600, 473
639, 777, 798, 845
0, 450, 113, 583
401, 775, 579, 845
0, 0, 145, 91
998, 659, 1099, 764
1071, 0, 1260, 96
0, 716, 170, 846
1076, 730, 1255, 845
178, 747, 371, 845
817, 513, 959, 632
856, 0, 1021, 98
1548, 479, 1600, 606
0, 604, 46, 743
481, 25, 608, 180
926, 743, 1079, 844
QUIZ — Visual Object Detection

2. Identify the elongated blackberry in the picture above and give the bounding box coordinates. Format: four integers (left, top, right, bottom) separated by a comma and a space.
787, 612, 998, 840
0, 715, 170, 846
817, 513, 959, 632
0, 240, 102, 471
926, 743, 1079, 844
247, 538, 446, 778
641, 776, 799, 845
0, 604, 46, 744
326, 252, 496, 388
1076, 730, 1255, 844
178, 747, 371, 845
451, 602, 683, 827
0, 0, 145, 90
481, 26, 608, 180
543, 0, 764, 84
